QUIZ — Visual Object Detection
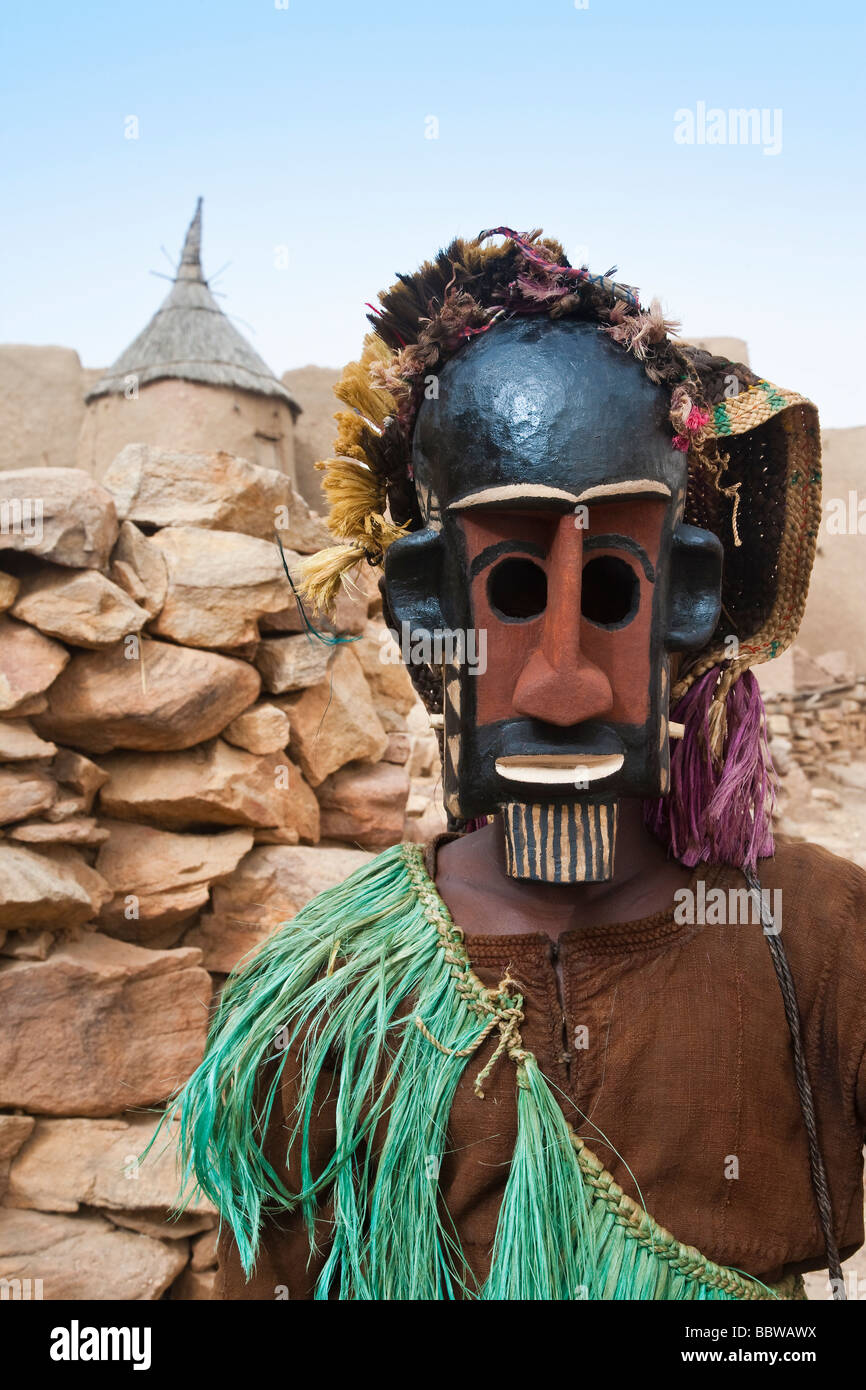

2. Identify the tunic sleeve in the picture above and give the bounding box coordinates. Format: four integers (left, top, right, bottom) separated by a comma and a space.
838, 859, 866, 1137
213, 1040, 339, 1301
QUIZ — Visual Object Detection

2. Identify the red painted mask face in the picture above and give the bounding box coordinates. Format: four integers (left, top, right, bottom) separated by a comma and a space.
435, 488, 679, 825
462, 498, 666, 732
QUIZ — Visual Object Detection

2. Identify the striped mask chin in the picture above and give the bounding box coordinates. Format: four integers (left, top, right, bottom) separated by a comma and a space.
502, 799, 618, 883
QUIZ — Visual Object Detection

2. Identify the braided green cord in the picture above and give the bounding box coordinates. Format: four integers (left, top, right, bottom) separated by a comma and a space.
571, 1132, 794, 1300
403, 843, 530, 1095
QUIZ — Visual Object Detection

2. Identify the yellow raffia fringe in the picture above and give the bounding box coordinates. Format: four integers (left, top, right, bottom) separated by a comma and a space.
333, 332, 396, 428
296, 334, 406, 613
319, 457, 388, 541
295, 543, 370, 612
296, 474, 407, 611
333, 410, 372, 462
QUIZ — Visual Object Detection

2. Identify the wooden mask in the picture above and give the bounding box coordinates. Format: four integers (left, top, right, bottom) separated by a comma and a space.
385, 317, 723, 882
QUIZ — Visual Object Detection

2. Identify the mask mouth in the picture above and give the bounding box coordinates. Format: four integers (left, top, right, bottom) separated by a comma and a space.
494, 753, 625, 785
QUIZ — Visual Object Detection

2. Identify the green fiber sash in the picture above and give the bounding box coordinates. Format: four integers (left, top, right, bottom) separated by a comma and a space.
165, 841, 802, 1300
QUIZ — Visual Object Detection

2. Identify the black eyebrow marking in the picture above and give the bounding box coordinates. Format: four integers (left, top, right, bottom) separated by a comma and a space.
584, 533, 655, 582
469, 538, 546, 580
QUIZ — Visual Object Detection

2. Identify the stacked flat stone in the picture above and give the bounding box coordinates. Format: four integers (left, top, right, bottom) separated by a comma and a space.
0, 445, 444, 1300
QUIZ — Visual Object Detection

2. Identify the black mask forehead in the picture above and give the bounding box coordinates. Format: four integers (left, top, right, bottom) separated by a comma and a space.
412, 317, 680, 512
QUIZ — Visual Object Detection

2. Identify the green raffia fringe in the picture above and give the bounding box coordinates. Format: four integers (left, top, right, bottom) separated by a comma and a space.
163, 841, 800, 1301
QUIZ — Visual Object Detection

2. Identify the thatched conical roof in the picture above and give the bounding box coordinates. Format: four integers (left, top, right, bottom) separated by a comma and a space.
86, 199, 299, 415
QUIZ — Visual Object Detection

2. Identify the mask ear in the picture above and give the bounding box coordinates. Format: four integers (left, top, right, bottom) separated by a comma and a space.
383, 529, 446, 635
666, 523, 723, 651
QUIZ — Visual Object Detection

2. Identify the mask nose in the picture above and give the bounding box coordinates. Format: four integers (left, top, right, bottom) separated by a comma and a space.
511, 515, 614, 728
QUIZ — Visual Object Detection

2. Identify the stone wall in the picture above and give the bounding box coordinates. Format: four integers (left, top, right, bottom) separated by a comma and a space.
763, 645, 866, 872
768, 681, 866, 782
0, 445, 442, 1300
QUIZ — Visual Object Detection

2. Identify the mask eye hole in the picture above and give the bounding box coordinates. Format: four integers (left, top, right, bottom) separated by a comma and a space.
488, 556, 547, 621
581, 555, 639, 628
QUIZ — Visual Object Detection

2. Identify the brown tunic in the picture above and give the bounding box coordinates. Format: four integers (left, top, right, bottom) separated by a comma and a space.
215, 835, 866, 1299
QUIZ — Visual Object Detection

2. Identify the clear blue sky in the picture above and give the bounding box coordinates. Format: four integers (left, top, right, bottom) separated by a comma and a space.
3, 0, 864, 426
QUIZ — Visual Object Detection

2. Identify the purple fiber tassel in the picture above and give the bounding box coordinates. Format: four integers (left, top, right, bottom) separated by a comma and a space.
464, 816, 490, 833
644, 666, 776, 871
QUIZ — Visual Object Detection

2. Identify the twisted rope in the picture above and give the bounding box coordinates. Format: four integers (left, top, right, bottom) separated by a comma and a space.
745, 867, 846, 1300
